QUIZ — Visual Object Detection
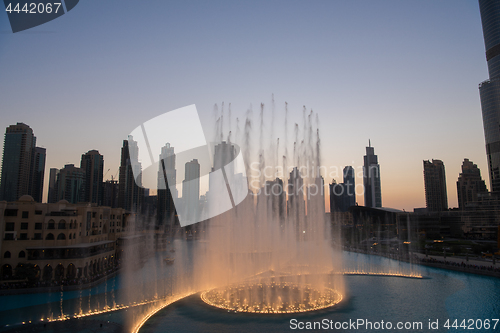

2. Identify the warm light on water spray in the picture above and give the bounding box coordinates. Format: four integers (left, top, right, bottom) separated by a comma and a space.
201, 282, 343, 314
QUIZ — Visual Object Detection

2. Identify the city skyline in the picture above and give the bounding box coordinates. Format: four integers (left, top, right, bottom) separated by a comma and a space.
0, 0, 489, 211
0, 118, 491, 213
0, 2, 498, 330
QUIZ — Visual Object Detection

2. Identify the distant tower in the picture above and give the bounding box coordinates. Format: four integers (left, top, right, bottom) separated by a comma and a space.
48, 167, 59, 203
287, 167, 305, 218
30, 147, 46, 203
80, 150, 104, 205
330, 166, 356, 212
213, 141, 236, 171
363, 141, 382, 208
478, 0, 500, 193
102, 178, 119, 208
118, 137, 143, 212
264, 178, 286, 220
457, 158, 488, 209
157, 143, 177, 226
308, 176, 325, 216
423, 159, 448, 212
55, 164, 86, 204
0, 123, 38, 202
343, 166, 356, 207
182, 159, 200, 223
208, 141, 237, 210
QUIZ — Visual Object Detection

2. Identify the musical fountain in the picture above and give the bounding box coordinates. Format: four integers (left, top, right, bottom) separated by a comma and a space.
0, 101, 424, 333
131, 100, 419, 331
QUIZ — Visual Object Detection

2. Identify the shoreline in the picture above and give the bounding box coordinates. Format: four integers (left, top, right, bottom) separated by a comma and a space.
344, 247, 500, 278
1, 247, 498, 296
0, 269, 122, 296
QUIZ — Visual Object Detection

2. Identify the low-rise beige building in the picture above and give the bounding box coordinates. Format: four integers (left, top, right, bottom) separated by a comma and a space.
0, 195, 139, 284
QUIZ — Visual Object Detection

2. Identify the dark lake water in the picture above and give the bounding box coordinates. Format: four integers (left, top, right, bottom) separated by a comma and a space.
0, 243, 499, 333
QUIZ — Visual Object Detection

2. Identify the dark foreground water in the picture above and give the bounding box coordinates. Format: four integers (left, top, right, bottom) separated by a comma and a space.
0, 244, 499, 333
140, 252, 500, 333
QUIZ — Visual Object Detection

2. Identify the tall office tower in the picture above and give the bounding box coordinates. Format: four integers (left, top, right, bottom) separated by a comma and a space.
307, 176, 325, 216
363, 141, 382, 208
0, 123, 35, 202
102, 179, 119, 208
213, 141, 236, 171
182, 159, 200, 223
264, 178, 286, 220
423, 159, 448, 212
457, 158, 488, 209
55, 164, 86, 204
157, 143, 177, 226
118, 137, 144, 212
330, 166, 356, 212
479, 0, 500, 194
47, 168, 59, 203
29, 147, 46, 202
287, 167, 305, 218
81, 150, 104, 205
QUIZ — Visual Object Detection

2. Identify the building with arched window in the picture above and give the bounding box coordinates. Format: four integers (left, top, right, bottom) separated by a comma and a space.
0, 196, 142, 285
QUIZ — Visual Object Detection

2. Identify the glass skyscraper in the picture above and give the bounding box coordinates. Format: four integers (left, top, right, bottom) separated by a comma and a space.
479, 0, 500, 193
363, 141, 381, 208
0, 123, 45, 202
423, 159, 448, 212
81, 150, 104, 205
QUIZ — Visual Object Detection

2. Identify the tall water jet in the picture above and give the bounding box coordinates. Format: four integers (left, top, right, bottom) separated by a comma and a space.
197, 101, 345, 314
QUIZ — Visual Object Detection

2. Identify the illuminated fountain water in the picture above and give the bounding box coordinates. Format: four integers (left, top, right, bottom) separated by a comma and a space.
178, 101, 346, 316
20, 101, 421, 333
126, 101, 422, 333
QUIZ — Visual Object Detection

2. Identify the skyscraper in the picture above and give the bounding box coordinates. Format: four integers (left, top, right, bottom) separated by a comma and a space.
47, 168, 59, 203
457, 158, 488, 209
308, 176, 325, 216
213, 141, 236, 172
182, 159, 200, 223
81, 150, 104, 205
363, 141, 381, 208
423, 159, 448, 212
287, 167, 305, 218
330, 166, 356, 212
55, 164, 86, 204
479, 0, 500, 193
118, 137, 144, 212
29, 147, 46, 203
157, 143, 177, 226
264, 178, 286, 220
102, 178, 119, 208
0, 123, 45, 203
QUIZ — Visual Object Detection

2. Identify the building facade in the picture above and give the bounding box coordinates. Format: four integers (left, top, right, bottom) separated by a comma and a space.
0, 123, 45, 203
363, 142, 382, 208
29, 147, 46, 203
118, 137, 144, 212
330, 166, 356, 212
157, 143, 177, 227
81, 150, 104, 205
0, 196, 138, 283
457, 158, 488, 209
181, 159, 200, 223
479, 0, 500, 193
55, 164, 86, 204
423, 159, 448, 212
264, 178, 286, 221
47, 168, 59, 204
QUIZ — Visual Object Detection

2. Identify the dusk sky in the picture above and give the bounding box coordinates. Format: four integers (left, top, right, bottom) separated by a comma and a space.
0, 0, 489, 211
